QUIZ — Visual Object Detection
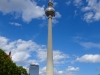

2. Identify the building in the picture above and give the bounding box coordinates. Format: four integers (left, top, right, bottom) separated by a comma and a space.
7, 51, 12, 60
29, 64, 39, 75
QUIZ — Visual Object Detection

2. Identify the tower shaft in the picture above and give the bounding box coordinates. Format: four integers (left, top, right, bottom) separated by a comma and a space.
46, 15, 53, 75
45, 1, 55, 75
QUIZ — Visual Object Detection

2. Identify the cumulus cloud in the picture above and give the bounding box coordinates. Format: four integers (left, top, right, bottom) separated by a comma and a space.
9, 22, 22, 26
37, 49, 69, 64
27, 60, 39, 65
0, 36, 76, 75
0, 36, 68, 65
52, 12, 61, 24
55, 12, 61, 18
53, 50, 69, 64
83, 12, 94, 22
80, 42, 100, 49
39, 66, 79, 75
76, 54, 100, 63
53, 2, 58, 7
66, 66, 79, 71
82, 0, 100, 22
0, 36, 41, 63
39, 67, 46, 75
37, 49, 47, 62
0, 36, 8, 47
72, 0, 100, 22
12, 51, 30, 63
0, 0, 45, 22
0, 0, 61, 23
66, 1, 71, 6
73, 0, 83, 7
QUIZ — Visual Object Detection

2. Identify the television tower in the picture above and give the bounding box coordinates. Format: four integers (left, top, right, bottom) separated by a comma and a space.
45, 0, 55, 75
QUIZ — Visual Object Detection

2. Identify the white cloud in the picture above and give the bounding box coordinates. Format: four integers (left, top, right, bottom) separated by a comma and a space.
66, 1, 71, 5
39, 67, 46, 75
73, 36, 83, 40
9, 22, 22, 26
12, 51, 30, 63
52, 19, 58, 24
55, 12, 61, 18
37, 49, 47, 62
0, 0, 45, 22
52, 12, 61, 24
0, 36, 77, 75
0, 0, 61, 23
53, 2, 58, 7
83, 12, 94, 22
0, 36, 41, 63
37, 49, 69, 64
82, 0, 100, 22
0, 36, 8, 47
80, 42, 100, 49
73, 0, 83, 7
27, 60, 39, 65
0, 36, 68, 65
66, 66, 79, 71
53, 50, 69, 64
76, 54, 100, 63
39, 66, 79, 75
54, 68, 65, 75
72, 0, 100, 22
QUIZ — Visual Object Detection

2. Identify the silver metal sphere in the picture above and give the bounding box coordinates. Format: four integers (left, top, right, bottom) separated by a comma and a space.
45, 2, 55, 17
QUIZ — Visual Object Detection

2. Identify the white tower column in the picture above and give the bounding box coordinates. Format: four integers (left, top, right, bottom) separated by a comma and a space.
46, 15, 53, 75
45, 1, 55, 75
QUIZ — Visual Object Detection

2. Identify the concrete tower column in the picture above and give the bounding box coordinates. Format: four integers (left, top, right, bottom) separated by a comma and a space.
46, 15, 53, 75
45, 1, 55, 75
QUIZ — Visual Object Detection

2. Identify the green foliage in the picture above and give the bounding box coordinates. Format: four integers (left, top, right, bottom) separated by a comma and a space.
0, 49, 29, 75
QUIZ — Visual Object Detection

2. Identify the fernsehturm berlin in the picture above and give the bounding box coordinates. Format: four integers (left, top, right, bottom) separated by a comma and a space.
45, 0, 55, 75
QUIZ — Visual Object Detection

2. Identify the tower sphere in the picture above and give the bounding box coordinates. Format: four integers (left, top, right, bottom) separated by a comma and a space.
45, 2, 55, 17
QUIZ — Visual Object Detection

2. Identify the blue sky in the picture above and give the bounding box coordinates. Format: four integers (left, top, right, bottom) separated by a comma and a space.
0, 0, 100, 75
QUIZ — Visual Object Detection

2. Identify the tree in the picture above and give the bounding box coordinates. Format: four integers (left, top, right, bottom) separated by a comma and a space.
17, 66, 29, 75
0, 49, 29, 75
